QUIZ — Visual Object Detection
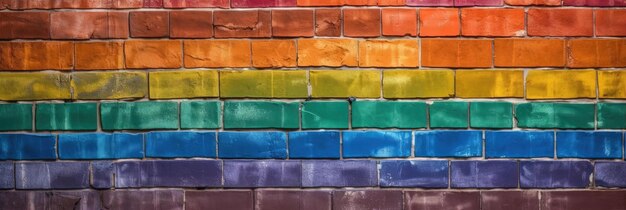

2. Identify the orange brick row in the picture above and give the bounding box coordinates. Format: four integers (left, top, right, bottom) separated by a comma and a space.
0, 39, 624, 70
1, 9, 625, 40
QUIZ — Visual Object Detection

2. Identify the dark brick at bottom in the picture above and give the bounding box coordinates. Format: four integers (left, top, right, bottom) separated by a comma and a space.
186, 190, 254, 210
255, 190, 332, 210
333, 190, 403, 210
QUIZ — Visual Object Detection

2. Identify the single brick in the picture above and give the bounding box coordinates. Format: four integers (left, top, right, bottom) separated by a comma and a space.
598, 103, 626, 129
297, 39, 358, 67
595, 162, 626, 188
429, 101, 469, 128
310, 70, 381, 98
125, 40, 182, 69
232, 0, 297, 7
0, 134, 56, 160
315, 9, 341, 36
144, 0, 164, 7
302, 160, 377, 187
0, 191, 102, 210
272, 10, 314, 37
298, 0, 343, 6
75, 42, 124, 70
596, 10, 626, 36
214, 10, 271, 38
169, 11, 213, 38
383, 70, 455, 98
0, 42, 73, 70
541, 191, 626, 210
71, 72, 148, 100
419, 8, 460, 37
101, 101, 179, 130
599, 71, 626, 99
0, 104, 32, 131
255, 190, 332, 210
0, 162, 13, 189
485, 131, 554, 158
0, 12, 50, 39
520, 161, 593, 188
180, 101, 221, 129
344, 9, 381, 37
515, 103, 595, 129
218, 132, 287, 159
0, 72, 71, 101
505, 0, 561, 5
302, 101, 349, 129
456, 70, 524, 98
184, 40, 251, 68
470, 102, 513, 129
288, 131, 340, 159
451, 161, 518, 189
102, 190, 184, 210
567, 39, 626, 68
187, 191, 252, 210
528, 9, 593, 36
251, 40, 297, 68
15, 162, 89, 189
494, 39, 566, 67
163, 0, 229, 7
556, 131, 623, 159
358, 40, 419, 67
92, 161, 114, 189
526, 70, 596, 99
149, 70, 219, 99
51, 12, 128, 39
220, 70, 307, 98
146, 132, 216, 158
352, 101, 427, 128
223, 101, 299, 129
421, 39, 492, 68
333, 190, 403, 210
59, 133, 143, 160
405, 191, 480, 210
380, 160, 449, 188
224, 160, 301, 188
382, 8, 417, 36
407, 0, 454, 6
481, 191, 540, 210
343, 131, 412, 158
414, 131, 483, 157
456, 0, 503, 6
130, 11, 169, 38
36, 103, 97, 131
563, 0, 626, 6
461, 8, 525, 36
116, 160, 222, 188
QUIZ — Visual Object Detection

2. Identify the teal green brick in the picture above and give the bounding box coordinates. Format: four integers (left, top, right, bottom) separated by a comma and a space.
302, 101, 348, 129
0, 104, 32, 131
515, 103, 595, 129
101, 101, 178, 130
352, 101, 427, 129
180, 101, 221, 129
598, 103, 626, 129
36, 103, 97, 131
430, 101, 468, 128
470, 102, 513, 129
224, 101, 299, 129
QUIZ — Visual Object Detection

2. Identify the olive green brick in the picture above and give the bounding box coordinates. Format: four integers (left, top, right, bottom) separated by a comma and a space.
71, 72, 148, 100
352, 101, 427, 129
515, 103, 595, 129
302, 101, 349, 129
0, 104, 32, 131
224, 101, 299, 129
180, 101, 221, 129
598, 103, 626, 129
36, 103, 97, 131
470, 102, 513, 129
101, 101, 179, 130
429, 101, 469, 128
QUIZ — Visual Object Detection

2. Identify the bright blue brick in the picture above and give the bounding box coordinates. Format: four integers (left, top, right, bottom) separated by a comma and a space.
556, 131, 623, 159
146, 132, 216, 158
595, 162, 626, 188
414, 131, 482, 157
451, 161, 518, 189
342, 131, 412, 158
58, 133, 143, 160
0, 162, 13, 189
520, 161, 593, 188
218, 132, 287, 159
380, 160, 448, 188
485, 131, 554, 158
288, 131, 340, 159
0, 134, 56, 160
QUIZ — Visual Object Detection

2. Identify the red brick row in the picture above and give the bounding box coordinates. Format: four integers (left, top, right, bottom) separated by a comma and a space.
1, 9, 625, 40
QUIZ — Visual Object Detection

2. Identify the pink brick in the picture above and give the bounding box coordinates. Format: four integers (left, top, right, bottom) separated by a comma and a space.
406, 0, 454, 6
143, 0, 163, 7
164, 0, 229, 8
563, 0, 626, 6
231, 0, 297, 7
455, 0, 503, 6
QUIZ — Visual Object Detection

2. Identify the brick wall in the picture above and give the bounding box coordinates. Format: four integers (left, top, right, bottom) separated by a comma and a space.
1, 0, 626, 209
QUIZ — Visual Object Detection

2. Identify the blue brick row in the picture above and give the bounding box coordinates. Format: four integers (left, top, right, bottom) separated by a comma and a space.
0, 131, 623, 160
3, 160, 626, 189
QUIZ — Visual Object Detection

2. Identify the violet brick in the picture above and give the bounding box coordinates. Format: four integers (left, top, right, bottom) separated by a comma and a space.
380, 160, 449, 188
115, 160, 222, 188
563, 0, 626, 6
302, 160, 377, 187
451, 161, 518, 188
481, 191, 540, 210
186, 190, 253, 210
520, 161, 593, 188
255, 190, 332, 210
102, 190, 184, 210
342, 130, 412, 158
288, 131, 340, 159
15, 162, 90, 189
405, 191, 481, 210
218, 132, 287, 159
595, 161, 626, 188
0, 134, 56, 160
0, 161, 13, 189
224, 160, 301, 188
333, 190, 403, 210
556, 131, 623, 159
91, 161, 114, 189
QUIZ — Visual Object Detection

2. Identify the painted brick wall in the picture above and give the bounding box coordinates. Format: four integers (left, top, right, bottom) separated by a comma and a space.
1, 0, 626, 209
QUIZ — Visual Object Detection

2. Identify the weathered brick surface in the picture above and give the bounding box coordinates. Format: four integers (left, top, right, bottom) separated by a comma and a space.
0, 42, 73, 70
75, 42, 124, 70
359, 39, 419, 67
184, 40, 251, 68
214, 10, 271, 38
528, 9, 593, 36
51, 12, 128, 39
71, 72, 148, 99
567, 39, 626, 68
343, 9, 381, 37
461, 9, 525, 36
421, 39, 492, 68
381, 8, 417, 36
169, 11, 213, 38
0, 12, 50, 39
297, 39, 358, 67
125, 40, 182, 69
130, 11, 169, 38
251, 40, 297, 67
315, 9, 342, 36
272, 10, 314, 37
419, 8, 459, 36
495, 39, 566, 67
